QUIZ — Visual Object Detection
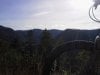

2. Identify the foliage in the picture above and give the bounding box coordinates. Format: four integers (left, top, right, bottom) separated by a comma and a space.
0, 29, 99, 75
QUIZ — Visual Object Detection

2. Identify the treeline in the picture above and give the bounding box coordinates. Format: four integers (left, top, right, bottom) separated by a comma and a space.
0, 29, 99, 75
0, 29, 56, 75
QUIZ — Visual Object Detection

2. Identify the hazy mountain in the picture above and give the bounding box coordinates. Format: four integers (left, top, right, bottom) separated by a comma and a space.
16, 29, 62, 43
0, 25, 62, 43
0, 26, 16, 42
16, 29, 42, 43
0, 25, 100, 43
57, 29, 100, 42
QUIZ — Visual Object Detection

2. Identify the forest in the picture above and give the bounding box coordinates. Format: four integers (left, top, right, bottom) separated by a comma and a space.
0, 26, 100, 75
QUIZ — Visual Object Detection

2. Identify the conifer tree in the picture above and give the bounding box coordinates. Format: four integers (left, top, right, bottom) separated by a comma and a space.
40, 28, 54, 56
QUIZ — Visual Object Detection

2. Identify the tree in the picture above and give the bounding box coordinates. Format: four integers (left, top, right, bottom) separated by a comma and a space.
40, 29, 54, 56
38, 29, 55, 75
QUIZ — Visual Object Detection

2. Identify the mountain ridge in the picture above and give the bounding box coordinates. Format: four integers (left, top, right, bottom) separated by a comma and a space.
0, 25, 100, 43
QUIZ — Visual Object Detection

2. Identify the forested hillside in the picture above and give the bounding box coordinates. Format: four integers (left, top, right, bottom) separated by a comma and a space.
0, 25, 100, 75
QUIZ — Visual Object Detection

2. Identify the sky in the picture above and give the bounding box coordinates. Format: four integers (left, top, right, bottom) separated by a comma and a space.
0, 0, 100, 30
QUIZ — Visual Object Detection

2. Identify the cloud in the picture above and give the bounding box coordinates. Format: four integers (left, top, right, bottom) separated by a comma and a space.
0, 0, 100, 30
33, 11, 51, 16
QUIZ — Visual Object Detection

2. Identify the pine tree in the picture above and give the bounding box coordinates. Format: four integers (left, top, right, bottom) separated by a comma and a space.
40, 29, 54, 56
38, 29, 55, 75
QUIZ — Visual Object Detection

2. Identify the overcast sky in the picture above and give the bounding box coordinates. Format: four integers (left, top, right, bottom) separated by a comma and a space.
0, 0, 100, 30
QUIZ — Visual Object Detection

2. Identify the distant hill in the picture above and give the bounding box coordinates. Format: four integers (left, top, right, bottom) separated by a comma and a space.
57, 29, 100, 42
0, 26, 16, 42
0, 25, 62, 43
16, 29, 62, 43
16, 29, 42, 43
0, 25, 100, 43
